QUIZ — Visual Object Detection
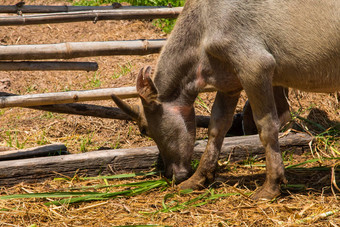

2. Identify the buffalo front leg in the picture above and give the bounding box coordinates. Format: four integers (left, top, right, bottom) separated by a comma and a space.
179, 91, 240, 190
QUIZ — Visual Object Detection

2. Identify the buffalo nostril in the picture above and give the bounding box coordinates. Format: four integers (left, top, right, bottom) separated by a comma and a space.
164, 164, 192, 184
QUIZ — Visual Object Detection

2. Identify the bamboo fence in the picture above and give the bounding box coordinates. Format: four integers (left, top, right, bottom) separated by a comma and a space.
0, 7, 182, 26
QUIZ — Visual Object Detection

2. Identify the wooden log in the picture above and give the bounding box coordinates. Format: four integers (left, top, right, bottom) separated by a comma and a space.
0, 144, 68, 161
32, 103, 211, 128
0, 7, 182, 26
0, 61, 98, 71
0, 39, 166, 60
0, 5, 172, 14
0, 92, 211, 128
0, 86, 215, 108
33, 103, 132, 120
0, 133, 312, 186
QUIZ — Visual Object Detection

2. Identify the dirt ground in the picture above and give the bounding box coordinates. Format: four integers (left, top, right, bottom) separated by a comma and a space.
0, 0, 339, 226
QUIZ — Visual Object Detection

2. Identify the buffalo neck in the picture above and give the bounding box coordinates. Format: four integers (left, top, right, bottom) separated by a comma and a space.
152, 1, 204, 106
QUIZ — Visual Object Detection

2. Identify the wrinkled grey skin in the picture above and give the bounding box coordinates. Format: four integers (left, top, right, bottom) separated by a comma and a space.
112, 0, 340, 200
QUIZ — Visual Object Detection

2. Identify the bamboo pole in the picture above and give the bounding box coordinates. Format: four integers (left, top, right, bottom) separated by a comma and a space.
0, 7, 182, 26
0, 86, 215, 108
0, 5, 171, 14
0, 39, 166, 60
0, 61, 98, 71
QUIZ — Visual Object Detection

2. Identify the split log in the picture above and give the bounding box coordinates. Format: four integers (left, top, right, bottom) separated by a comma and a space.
0, 39, 166, 60
0, 5, 172, 14
0, 86, 215, 108
0, 133, 312, 186
0, 61, 98, 71
0, 7, 182, 26
0, 144, 68, 161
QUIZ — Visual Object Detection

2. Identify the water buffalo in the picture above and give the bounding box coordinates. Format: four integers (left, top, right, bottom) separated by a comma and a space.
112, 0, 340, 200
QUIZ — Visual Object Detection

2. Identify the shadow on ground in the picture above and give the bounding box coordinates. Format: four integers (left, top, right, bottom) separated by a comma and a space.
214, 166, 339, 197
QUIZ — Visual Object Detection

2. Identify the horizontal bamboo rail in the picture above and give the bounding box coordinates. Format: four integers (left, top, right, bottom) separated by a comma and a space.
0, 86, 216, 108
0, 61, 98, 71
0, 7, 182, 26
0, 39, 165, 60
0, 5, 171, 14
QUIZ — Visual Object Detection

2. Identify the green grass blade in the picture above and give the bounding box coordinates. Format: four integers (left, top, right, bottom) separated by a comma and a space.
296, 116, 326, 131
207, 192, 240, 200
281, 184, 306, 191
287, 166, 340, 172
286, 157, 340, 169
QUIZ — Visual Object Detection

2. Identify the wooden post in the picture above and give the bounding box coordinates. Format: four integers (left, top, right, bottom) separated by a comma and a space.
0, 86, 216, 108
0, 7, 182, 26
0, 61, 98, 71
0, 39, 166, 60
0, 133, 313, 186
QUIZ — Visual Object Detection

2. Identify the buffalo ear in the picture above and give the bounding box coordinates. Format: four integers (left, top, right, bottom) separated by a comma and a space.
136, 66, 159, 107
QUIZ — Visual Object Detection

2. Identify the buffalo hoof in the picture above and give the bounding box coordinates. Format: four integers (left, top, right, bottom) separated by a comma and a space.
251, 184, 281, 200
178, 175, 206, 190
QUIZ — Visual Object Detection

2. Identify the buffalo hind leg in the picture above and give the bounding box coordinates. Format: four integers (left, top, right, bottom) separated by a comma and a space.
239, 55, 287, 200
243, 86, 291, 135
179, 90, 240, 189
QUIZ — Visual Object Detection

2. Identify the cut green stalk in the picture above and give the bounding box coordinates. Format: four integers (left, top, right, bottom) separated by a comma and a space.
0, 191, 100, 200
296, 209, 339, 224
0, 176, 169, 207
153, 189, 241, 214
46, 180, 168, 206
54, 171, 159, 181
